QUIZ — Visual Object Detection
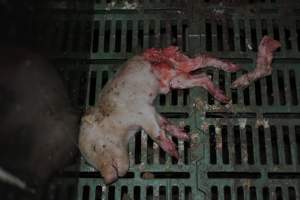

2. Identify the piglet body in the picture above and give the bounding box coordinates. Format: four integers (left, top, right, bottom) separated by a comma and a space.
79, 47, 240, 184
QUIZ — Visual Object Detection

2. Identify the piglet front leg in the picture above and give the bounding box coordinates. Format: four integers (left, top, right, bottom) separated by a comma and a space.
140, 108, 191, 159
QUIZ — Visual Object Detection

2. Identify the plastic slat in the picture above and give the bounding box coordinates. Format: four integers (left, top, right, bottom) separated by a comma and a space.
290, 19, 298, 53
98, 20, 105, 54
95, 69, 103, 103
220, 20, 227, 52
233, 19, 241, 53
277, 125, 287, 165
264, 125, 273, 166
237, 71, 245, 105
88, 186, 95, 200
121, 20, 127, 54
211, 21, 218, 53
260, 77, 268, 106
177, 20, 183, 50
129, 133, 136, 166
154, 19, 161, 48
225, 72, 232, 101
284, 66, 292, 107
165, 20, 171, 47
213, 70, 219, 106
289, 124, 298, 167
240, 127, 248, 166
178, 140, 184, 164
272, 69, 281, 106
244, 18, 252, 54
141, 130, 148, 164
249, 77, 256, 106
226, 125, 234, 166
199, 19, 206, 52
110, 20, 116, 53
132, 20, 138, 53
143, 20, 149, 49
278, 20, 287, 53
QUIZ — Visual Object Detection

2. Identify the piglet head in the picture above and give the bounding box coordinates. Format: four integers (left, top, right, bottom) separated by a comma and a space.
79, 110, 129, 184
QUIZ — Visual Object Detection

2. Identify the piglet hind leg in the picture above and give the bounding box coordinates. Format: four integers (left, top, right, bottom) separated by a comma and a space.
170, 73, 230, 103
164, 48, 240, 73
231, 36, 281, 89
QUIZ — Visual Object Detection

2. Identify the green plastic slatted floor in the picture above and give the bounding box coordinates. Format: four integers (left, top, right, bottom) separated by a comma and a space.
35, 0, 300, 199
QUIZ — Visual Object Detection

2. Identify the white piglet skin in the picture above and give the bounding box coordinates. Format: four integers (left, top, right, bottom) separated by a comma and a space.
79, 47, 241, 184
79, 56, 161, 183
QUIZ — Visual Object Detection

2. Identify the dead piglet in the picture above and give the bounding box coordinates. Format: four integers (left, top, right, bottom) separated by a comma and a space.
232, 36, 281, 89
79, 47, 240, 184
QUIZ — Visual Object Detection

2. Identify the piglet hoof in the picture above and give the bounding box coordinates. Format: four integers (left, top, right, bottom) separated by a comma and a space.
156, 131, 179, 159
227, 63, 241, 72
213, 89, 231, 103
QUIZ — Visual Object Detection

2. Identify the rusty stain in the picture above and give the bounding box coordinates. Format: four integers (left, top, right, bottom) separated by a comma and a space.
142, 172, 155, 179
